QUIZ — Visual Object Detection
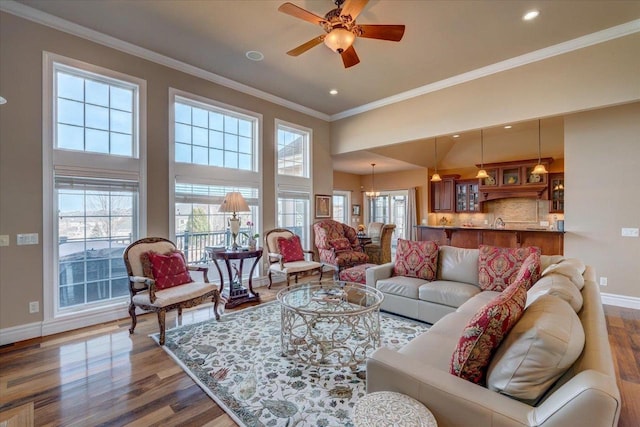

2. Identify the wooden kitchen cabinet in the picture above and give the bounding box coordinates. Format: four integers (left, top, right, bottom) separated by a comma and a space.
431, 175, 459, 213
549, 173, 564, 213
455, 180, 481, 213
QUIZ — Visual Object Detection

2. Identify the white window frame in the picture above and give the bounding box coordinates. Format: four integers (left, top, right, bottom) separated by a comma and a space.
42, 52, 147, 332
168, 88, 263, 247
275, 120, 313, 247
332, 190, 351, 225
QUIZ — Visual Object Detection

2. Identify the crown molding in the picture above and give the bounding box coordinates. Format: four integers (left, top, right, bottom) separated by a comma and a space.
0, 0, 331, 122
330, 19, 640, 121
2, 1, 638, 124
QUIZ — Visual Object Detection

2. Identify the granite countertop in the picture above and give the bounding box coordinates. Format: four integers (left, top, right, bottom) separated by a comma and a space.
416, 225, 565, 233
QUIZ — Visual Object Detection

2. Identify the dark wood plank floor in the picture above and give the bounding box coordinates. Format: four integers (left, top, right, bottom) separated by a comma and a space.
1, 284, 638, 426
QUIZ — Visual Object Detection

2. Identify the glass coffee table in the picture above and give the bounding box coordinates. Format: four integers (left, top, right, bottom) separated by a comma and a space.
277, 281, 384, 369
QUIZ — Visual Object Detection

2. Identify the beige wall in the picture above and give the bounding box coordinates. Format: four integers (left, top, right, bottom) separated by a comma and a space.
334, 169, 430, 225
564, 103, 640, 299
0, 13, 332, 330
331, 33, 640, 154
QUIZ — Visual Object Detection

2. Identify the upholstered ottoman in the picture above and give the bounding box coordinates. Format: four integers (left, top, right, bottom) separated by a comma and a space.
339, 263, 377, 284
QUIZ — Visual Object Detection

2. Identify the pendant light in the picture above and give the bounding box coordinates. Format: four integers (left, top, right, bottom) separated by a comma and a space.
475, 129, 489, 179
532, 119, 548, 175
431, 138, 442, 182
365, 163, 380, 198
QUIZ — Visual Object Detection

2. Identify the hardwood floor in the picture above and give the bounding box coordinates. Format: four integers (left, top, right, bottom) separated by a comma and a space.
1, 285, 638, 426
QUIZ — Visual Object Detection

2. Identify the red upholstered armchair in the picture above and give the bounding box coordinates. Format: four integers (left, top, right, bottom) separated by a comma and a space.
313, 219, 369, 273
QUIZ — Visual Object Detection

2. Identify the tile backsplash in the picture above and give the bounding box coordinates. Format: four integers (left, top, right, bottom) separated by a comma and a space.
427, 198, 564, 230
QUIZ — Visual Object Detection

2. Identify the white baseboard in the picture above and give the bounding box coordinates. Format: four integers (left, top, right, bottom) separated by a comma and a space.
601, 292, 640, 310
0, 321, 43, 346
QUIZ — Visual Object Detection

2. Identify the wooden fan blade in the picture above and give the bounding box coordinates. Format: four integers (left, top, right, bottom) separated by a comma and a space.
286, 35, 325, 56
341, 45, 360, 68
278, 2, 326, 25
340, 0, 368, 21
358, 24, 405, 42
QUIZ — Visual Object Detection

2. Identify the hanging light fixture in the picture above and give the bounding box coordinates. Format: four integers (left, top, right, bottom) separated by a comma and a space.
365, 163, 380, 198
475, 129, 489, 179
431, 138, 442, 182
532, 119, 548, 175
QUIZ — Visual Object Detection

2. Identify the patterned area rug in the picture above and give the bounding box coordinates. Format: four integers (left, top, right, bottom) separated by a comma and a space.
153, 301, 429, 427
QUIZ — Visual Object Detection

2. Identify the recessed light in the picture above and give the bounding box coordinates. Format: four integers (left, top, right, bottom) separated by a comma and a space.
523, 10, 539, 21
0, 96, 6, 105
453, 134, 460, 138
246, 51, 264, 61
329, 89, 338, 95
504, 125, 512, 129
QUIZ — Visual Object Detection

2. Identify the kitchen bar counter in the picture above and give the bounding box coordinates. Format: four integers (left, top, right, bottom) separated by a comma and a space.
415, 225, 564, 255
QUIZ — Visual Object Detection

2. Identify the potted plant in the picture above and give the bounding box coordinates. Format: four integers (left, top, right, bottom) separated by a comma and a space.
242, 221, 259, 250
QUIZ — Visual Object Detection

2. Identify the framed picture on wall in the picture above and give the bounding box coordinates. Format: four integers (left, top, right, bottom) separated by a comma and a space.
352, 204, 361, 216
315, 194, 332, 218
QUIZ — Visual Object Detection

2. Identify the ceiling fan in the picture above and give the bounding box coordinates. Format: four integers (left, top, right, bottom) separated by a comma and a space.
278, 0, 405, 68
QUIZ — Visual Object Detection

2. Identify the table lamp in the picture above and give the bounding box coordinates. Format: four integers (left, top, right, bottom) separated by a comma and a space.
219, 192, 251, 250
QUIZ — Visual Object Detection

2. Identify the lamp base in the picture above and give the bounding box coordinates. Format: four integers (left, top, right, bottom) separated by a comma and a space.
229, 217, 241, 251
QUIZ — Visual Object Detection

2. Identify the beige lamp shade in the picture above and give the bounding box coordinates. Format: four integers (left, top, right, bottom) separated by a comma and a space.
219, 192, 250, 214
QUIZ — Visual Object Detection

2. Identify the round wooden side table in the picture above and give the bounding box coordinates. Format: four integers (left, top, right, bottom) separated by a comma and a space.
353, 391, 437, 427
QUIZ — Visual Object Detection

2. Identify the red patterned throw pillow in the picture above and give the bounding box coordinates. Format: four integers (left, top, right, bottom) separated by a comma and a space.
514, 252, 541, 290
478, 245, 541, 291
393, 239, 439, 281
330, 237, 353, 252
146, 250, 193, 290
450, 279, 527, 384
278, 235, 305, 262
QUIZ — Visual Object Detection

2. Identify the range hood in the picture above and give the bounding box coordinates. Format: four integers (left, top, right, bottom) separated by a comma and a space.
478, 184, 548, 202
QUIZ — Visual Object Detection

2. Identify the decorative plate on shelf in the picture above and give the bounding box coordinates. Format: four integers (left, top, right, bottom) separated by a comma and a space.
529, 173, 541, 183
485, 175, 496, 185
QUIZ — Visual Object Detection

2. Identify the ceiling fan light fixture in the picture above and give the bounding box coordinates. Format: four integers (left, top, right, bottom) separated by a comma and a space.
324, 28, 356, 53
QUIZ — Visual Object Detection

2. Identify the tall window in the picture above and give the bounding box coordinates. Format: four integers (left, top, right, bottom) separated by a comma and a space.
45, 53, 146, 317
367, 191, 407, 251
170, 90, 261, 265
174, 97, 255, 170
276, 120, 312, 247
332, 191, 350, 224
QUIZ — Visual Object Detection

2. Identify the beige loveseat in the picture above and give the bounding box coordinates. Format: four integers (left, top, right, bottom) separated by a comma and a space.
365, 246, 621, 426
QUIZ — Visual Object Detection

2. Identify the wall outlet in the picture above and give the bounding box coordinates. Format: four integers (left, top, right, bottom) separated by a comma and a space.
540, 220, 550, 227
29, 301, 39, 313
0, 235, 9, 247
599, 277, 608, 287
17, 233, 39, 245
621, 227, 639, 237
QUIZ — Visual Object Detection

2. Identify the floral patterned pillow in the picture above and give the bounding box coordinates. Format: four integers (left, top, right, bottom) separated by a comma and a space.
146, 250, 193, 290
330, 237, 353, 252
514, 252, 541, 290
478, 245, 541, 291
450, 279, 527, 384
277, 235, 305, 262
393, 239, 439, 281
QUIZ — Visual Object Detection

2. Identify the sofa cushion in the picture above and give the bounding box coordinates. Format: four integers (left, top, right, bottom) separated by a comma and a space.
450, 279, 527, 384
541, 258, 586, 290
478, 245, 541, 292
393, 239, 439, 281
278, 235, 305, 262
419, 281, 482, 308
527, 273, 583, 312
487, 295, 585, 403
377, 276, 427, 299
147, 250, 193, 290
455, 291, 500, 315
437, 246, 480, 285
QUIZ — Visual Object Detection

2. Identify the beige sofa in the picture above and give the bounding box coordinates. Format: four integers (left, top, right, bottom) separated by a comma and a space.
365, 246, 621, 426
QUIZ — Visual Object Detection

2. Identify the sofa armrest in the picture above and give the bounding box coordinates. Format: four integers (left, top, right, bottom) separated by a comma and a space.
367, 347, 531, 426
365, 262, 394, 288
367, 347, 621, 427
